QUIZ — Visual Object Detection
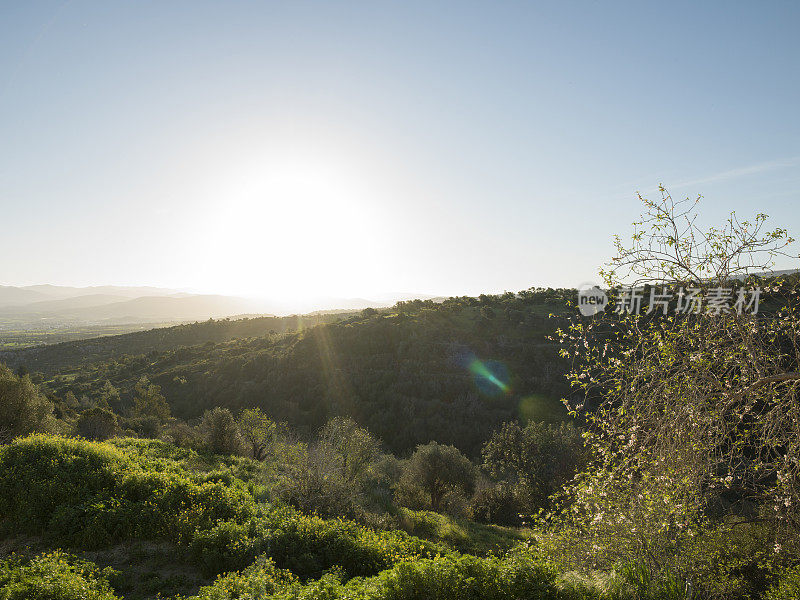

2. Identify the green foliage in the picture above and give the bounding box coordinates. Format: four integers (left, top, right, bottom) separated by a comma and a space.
132, 376, 170, 420
0, 364, 55, 443
189, 507, 447, 580
200, 407, 242, 455
319, 417, 381, 484
481, 420, 584, 515
190, 555, 297, 599
121, 414, 161, 438
357, 552, 561, 600
764, 565, 800, 600
75, 407, 118, 440
0, 434, 130, 532
269, 440, 364, 518
470, 484, 525, 526
394, 508, 530, 555
42, 290, 573, 456
0, 434, 451, 585
399, 442, 476, 513
186, 551, 564, 600
545, 194, 800, 597
0, 551, 119, 600
238, 407, 277, 459
0, 434, 252, 547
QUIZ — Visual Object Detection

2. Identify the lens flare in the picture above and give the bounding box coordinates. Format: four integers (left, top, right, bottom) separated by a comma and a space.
468, 359, 510, 396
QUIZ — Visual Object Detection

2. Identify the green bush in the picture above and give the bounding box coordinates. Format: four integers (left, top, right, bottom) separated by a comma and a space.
0, 365, 55, 443
188, 551, 564, 600
121, 414, 161, 438
764, 565, 800, 600
602, 563, 686, 600
75, 407, 118, 441
200, 407, 242, 455
0, 435, 130, 532
470, 485, 524, 526
0, 435, 253, 547
190, 506, 447, 579
1, 435, 455, 587
0, 551, 119, 600
191, 555, 296, 600
365, 552, 561, 600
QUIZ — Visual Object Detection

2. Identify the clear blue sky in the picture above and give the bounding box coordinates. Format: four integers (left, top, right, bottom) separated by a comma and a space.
1, 1, 798, 300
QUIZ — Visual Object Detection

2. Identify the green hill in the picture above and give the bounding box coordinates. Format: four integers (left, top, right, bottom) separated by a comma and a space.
0, 312, 354, 375
39, 290, 575, 456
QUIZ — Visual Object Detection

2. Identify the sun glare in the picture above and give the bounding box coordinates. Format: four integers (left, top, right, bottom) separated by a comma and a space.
201, 157, 384, 301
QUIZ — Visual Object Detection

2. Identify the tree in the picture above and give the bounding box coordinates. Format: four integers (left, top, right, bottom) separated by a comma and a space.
482, 420, 583, 510
75, 407, 118, 441
400, 442, 476, 512
200, 407, 240, 455
318, 417, 381, 483
549, 189, 800, 576
237, 407, 276, 460
132, 376, 171, 421
0, 364, 55, 443
97, 381, 121, 412
272, 440, 362, 518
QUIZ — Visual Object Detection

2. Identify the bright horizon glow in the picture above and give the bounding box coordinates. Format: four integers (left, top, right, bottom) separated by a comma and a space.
1, 2, 798, 301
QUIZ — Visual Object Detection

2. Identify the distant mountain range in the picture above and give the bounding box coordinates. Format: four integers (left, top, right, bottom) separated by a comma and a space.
0, 284, 441, 333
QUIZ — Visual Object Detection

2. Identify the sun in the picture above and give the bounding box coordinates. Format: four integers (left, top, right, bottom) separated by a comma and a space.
199, 157, 385, 301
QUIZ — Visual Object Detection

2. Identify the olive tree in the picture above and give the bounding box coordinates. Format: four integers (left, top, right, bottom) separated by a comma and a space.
400, 442, 476, 513
75, 407, 118, 441
318, 416, 381, 483
0, 364, 55, 443
237, 407, 276, 460
199, 407, 241, 455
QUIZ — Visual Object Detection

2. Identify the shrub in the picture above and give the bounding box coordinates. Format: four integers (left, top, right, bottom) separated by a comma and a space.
189, 506, 447, 579
132, 376, 170, 420
192, 555, 296, 600
470, 484, 524, 526
0, 435, 254, 547
764, 565, 800, 600
122, 415, 161, 438
481, 420, 584, 512
75, 408, 118, 441
0, 435, 129, 532
0, 551, 119, 600
272, 441, 363, 518
200, 408, 241, 455
237, 408, 276, 460
366, 552, 561, 600
163, 421, 200, 448
186, 551, 564, 600
318, 417, 381, 483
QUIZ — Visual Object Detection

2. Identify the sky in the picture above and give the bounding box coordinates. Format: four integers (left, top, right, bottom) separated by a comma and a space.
1, 1, 798, 302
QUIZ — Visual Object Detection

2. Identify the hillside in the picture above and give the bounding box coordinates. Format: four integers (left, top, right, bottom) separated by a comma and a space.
0, 312, 355, 375
0, 284, 439, 349
38, 290, 575, 456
